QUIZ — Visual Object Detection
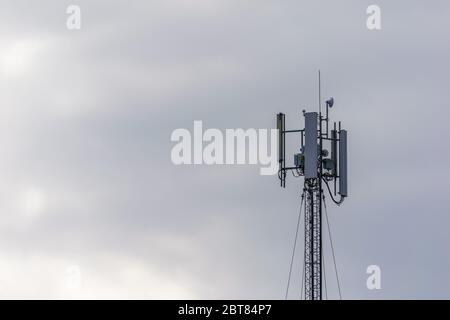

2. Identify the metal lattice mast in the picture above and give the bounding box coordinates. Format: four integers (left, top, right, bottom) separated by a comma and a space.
303, 186, 313, 299
304, 179, 321, 300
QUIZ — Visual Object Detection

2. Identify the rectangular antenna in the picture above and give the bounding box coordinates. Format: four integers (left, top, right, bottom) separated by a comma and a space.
339, 129, 348, 197
277, 113, 285, 187
304, 112, 318, 178
277, 113, 284, 163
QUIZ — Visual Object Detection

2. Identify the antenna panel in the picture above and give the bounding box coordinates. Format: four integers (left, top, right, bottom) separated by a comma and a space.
304, 112, 318, 178
339, 130, 348, 196
277, 113, 285, 165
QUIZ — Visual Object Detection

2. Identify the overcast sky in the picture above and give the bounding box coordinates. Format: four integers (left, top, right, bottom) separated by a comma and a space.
0, 0, 449, 299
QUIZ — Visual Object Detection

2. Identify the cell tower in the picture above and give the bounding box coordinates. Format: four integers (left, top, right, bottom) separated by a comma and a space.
277, 73, 348, 300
